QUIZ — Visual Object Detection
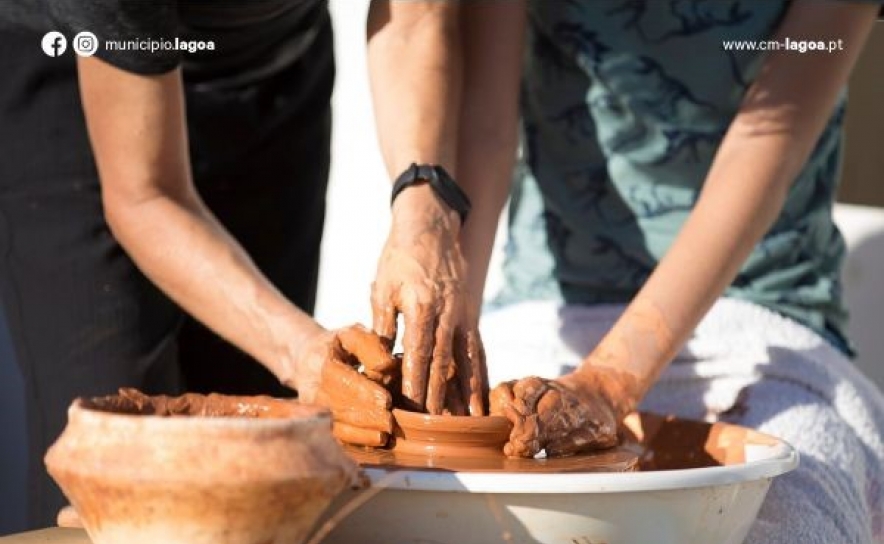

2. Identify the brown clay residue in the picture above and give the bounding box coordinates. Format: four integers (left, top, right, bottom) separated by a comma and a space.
349, 412, 782, 474
621, 412, 780, 470
80, 388, 319, 420
489, 373, 623, 458
379, 408, 639, 471
583, 297, 678, 406
346, 443, 640, 473
570, 366, 642, 421
621, 413, 720, 470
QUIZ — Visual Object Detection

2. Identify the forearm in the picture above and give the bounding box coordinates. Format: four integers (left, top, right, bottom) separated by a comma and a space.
578, 0, 879, 410
456, 0, 526, 303
367, 2, 525, 413
368, 1, 462, 177
78, 57, 322, 387
581, 128, 805, 409
368, 0, 465, 286
368, 0, 525, 303
104, 190, 322, 383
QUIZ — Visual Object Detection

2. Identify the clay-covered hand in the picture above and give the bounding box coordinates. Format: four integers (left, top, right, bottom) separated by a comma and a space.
371, 211, 486, 416
290, 324, 399, 447
489, 371, 625, 458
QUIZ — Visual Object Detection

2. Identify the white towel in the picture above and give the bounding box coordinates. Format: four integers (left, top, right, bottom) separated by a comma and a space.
480, 297, 884, 543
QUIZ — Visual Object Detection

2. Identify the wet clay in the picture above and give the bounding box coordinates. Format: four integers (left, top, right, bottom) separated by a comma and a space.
312, 325, 396, 448
490, 374, 622, 458
583, 298, 678, 406
333, 422, 387, 448
347, 443, 640, 473
337, 324, 398, 386
81, 387, 311, 419
350, 412, 776, 474
381, 408, 639, 471
390, 409, 513, 458
622, 412, 779, 470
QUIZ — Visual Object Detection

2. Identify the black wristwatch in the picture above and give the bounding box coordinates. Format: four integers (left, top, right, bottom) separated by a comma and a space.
390, 163, 471, 224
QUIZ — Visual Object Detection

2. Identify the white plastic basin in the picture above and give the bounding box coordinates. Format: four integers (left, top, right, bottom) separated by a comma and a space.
314, 413, 798, 544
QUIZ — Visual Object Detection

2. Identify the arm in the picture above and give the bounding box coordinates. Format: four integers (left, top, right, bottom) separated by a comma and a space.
584, 0, 879, 405
491, 0, 879, 457
456, 1, 526, 307
367, 0, 525, 415
77, 58, 394, 444
78, 58, 318, 379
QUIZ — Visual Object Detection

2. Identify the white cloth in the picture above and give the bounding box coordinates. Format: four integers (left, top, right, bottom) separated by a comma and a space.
480, 297, 884, 543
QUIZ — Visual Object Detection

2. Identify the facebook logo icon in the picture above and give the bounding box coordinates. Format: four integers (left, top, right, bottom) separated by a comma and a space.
41, 31, 68, 57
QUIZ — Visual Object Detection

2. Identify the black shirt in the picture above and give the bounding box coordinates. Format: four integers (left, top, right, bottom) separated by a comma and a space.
6, 0, 328, 87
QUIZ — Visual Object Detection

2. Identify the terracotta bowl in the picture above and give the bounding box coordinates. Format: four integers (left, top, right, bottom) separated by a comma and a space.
45, 388, 360, 544
391, 409, 513, 458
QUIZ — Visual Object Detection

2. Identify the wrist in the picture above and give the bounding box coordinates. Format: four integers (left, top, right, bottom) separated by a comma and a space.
391, 183, 461, 237
390, 162, 469, 229
274, 317, 327, 389
564, 364, 642, 419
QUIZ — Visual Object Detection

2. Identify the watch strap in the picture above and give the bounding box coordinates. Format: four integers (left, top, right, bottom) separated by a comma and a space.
390, 163, 471, 224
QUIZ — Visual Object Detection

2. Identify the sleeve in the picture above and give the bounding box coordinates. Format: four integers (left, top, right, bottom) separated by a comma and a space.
48, 0, 182, 75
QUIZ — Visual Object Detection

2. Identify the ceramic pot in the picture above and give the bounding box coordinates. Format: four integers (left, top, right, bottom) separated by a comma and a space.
45, 388, 360, 544
391, 409, 512, 458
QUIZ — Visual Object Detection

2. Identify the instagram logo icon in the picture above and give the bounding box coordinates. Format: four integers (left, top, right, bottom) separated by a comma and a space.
73, 31, 99, 57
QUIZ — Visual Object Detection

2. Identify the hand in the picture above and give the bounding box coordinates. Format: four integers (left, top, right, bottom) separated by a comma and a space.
489, 370, 629, 458
289, 324, 399, 447
371, 190, 486, 416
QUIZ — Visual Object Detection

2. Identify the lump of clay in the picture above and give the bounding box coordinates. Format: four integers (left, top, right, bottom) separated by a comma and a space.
82, 387, 295, 418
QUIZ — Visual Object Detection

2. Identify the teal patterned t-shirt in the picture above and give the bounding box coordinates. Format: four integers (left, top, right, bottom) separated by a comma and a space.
497, 0, 865, 352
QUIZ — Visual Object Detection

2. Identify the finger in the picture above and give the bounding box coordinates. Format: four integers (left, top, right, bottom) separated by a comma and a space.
500, 402, 522, 457
500, 378, 554, 458
538, 381, 618, 437
315, 389, 393, 433
489, 381, 516, 416
455, 328, 487, 416
426, 297, 456, 415
400, 291, 436, 411
535, 384, 572, 435
370, 282, 398, 347
333, 422, 388, 448
362, 370, 394, 387
321, 357, 392, 410
503, 409, 541, 458
57, 506, 83, 529
490, 384, 538, 458
338, 324, 398, 383
512, 377, 551, 415
545, 432, 585, 458
444, 377, 466, 416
